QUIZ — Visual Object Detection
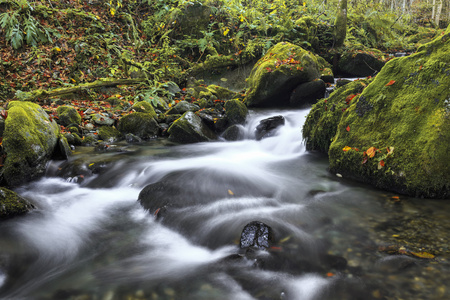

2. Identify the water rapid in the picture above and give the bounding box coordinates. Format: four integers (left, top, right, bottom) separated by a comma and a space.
0, 109, 449, 300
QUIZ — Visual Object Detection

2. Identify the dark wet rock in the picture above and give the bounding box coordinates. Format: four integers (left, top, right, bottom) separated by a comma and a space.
167, 111, 217, 144
0, 187, 35, 219
2, 101, 60, 187
64, 132, 82, 146
166, 101, 200, 115
56, 105, 81, 126
118, 112, 159, 140
255, 115, 285, 140
289, 79, 326, 106
54, 135, 72, 160
240, 221, 274, 250
337, 52, 385, 77
224, 99, 248, 125
222, 124, 245, 141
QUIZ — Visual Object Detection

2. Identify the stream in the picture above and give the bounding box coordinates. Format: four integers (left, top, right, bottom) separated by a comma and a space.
0, 109, 449, 300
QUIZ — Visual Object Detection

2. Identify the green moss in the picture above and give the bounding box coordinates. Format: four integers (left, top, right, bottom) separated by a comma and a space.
303, 78, 372, 153
207, 85, 237, 100
98, 126, 122, 142
3, 101, 60, 186
56, 105, 82, 126
0, 187, 35, 219
131, 101, 157, 117
224, 99, 248, 125
245, 42, 320, 107
328, 25, 450, 198
168, 111, 217, 144
118, 112, 159, 140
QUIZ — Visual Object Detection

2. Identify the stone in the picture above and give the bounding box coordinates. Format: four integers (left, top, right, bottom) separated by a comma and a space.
2, 101, 60, 187
255, 115, 285, 140
289, 79, 326, 107
221, 124, 245, 141
118, 112, 159, 140
0, 187, 35, 219
224, 99, 248, 125
239, 221, 273, 250
304, 25, 450, 198
131, 101, 157, 117
98, 126, 122, 143
56, 105, 81, 126
166, 101, 200, 115
91, 113, 115, 126
337, 52, 385, 77
167, 111, 217, 144
245, 42, 320, 107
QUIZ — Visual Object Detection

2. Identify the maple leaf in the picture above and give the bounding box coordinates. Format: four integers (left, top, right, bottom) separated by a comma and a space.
366, 147, 377, 158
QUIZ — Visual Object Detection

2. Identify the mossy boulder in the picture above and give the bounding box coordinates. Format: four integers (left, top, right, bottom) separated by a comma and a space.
304, 26, 450, 198
166, 101, 200, 115
2, 101, 60, 187
303, 78, 372, 152
290, 79, 326, 107
98, 126, 122, 143
0, 187, 35, 219
337, 52, 385, 77
56, 105, 81, 126
131, 101, 157, 117
207, 85, 237, 100
168, 111, 217, 144
118, 112, 159, 140
224, 99, 248, 125
245, 42, 320, 107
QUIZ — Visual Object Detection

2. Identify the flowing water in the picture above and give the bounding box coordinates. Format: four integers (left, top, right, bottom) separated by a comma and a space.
0, 109, 449, 300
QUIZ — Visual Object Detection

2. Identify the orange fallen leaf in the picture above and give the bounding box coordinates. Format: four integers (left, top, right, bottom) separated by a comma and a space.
366, 147, 377, 158
346, 125, 350, 132
385, 80, 396, 86
326, 272, 335, 277
378, 160, 385, 169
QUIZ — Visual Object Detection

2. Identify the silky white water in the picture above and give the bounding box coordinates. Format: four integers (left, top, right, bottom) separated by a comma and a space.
0, 109, 449, 300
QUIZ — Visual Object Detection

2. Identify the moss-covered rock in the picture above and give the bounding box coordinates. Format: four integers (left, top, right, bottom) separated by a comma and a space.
290, 79, 326, 107
245, 42, 320, 107
166, 101, 200, 115
305, 25, 450, 198
98, 126, 122, 143
0, 187, 35, 219
303, 78, 372, 153
2, 101, 60, 187
91, 113, 115, 126
118, 112, 159, 140
224, 99, 248, 125
131, 101, 157, 117
207, 85, 237, 100
168, 111, 217, 144
56, 105, 81, 126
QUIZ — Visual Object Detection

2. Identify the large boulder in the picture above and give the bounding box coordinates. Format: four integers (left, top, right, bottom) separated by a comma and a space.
245, 42, 321, 107
167, 111, 217, 144
2, 101, 60, 187
0, 187, 35, 219
289, 79, 326, 107
118, 112, 159, 140
304, 25, 450, 198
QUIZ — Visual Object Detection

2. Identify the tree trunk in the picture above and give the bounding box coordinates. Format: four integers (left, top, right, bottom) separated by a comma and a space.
334, 0, 347, 48
435, 0, 443, 27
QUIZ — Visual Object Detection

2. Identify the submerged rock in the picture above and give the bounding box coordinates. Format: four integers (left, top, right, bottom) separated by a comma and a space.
245, 42, 321, 107
255, 115, 285, 140
304, 25, 450, 198
0, 187, 35, 219
2, 101, 60, 186
167, 111, 217, 144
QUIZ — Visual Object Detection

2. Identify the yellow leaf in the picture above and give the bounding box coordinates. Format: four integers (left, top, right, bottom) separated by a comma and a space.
303, 2, 306, 6
342, 146, 352, 152
366, 147, 377, 158
410, 251, 435, 259
228, 189, 234, 196
223, 28, 229, 36
270, 9, 277, 15
54, 47, 61, 52
110, 7, 115, 16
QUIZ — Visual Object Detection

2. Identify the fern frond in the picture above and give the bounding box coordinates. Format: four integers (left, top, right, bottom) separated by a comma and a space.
10, 24, 23, 49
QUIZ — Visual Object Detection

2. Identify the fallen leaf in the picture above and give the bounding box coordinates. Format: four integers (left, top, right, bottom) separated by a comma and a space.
385, 80, 396, 86
378, 160, 385, 169
410, 251, 435, 259
346, 125, 350, 132
228, 189, 234, 196
366, 147, 377, 158
342, 146, 352, 152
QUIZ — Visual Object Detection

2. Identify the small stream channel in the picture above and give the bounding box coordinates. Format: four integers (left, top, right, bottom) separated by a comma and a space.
0, 109, 449, 300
